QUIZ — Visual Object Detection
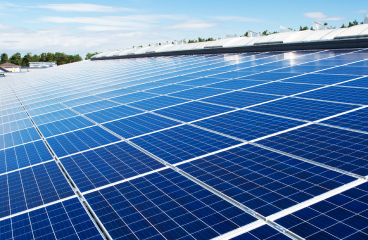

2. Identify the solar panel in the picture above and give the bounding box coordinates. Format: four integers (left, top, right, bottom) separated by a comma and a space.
1, 48, 368, 239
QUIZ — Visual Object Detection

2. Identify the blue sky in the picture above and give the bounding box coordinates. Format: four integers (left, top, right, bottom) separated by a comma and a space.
0, 0, 366, 58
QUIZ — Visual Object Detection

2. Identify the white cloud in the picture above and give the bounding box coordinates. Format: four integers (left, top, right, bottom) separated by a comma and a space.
38, 4, 134, 12
165, 21, 219, 29
213, 16, 264, 22
39, 15, 185, 29
79, 25, 129, 31
356, 10, 367, 13
303, 12, 345, 21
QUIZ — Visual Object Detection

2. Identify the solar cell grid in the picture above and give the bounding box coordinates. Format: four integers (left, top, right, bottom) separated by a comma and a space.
85, 168, 257, 240
275, 182, 368, 239
177, 144, 355, 217
61, 141, 166, 192
258, 124, 368, 176
0, 161, 74, 217
0, 198, 103, 240
2, 49, 368, 239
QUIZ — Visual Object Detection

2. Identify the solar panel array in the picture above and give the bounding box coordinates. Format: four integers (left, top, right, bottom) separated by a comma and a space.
1, 49, 368, 240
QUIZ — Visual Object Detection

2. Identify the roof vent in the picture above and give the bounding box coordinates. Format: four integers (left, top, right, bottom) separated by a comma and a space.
313, 21, 331, 31
279, 26, 293, 33
248, 30, 263, 37
225, 33, 237, 38
364, 15, 368, 24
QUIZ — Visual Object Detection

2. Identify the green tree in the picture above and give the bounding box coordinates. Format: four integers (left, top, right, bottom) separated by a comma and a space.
299, 26, 308, 31
45, 52, 54, 62
198, 37, 205, 42
21, 53, 32, 67
39, 53, 46, 62
324, 22, 328, 26
85, 52, 100, 60
244, 32, 249, 37
262, 30, 268, 35
9, 53, 22, 66
31, 54, 40, 62
54, 52, 67, 65
341, 24, 347, 28
0, 53, 8, 64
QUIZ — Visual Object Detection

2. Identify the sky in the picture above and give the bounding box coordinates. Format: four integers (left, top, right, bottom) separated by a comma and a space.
0, 0, 367, 58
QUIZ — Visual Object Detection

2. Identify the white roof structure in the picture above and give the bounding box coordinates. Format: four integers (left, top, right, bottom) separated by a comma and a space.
92, 23, 368, 59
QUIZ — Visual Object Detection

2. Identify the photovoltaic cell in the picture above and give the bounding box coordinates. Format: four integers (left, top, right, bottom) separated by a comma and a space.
85, 168, 257, 240
103, 113, 179, 139
281, 73, 359, 85
299, 86, 368, 105
47, 126, 120, 157
258, 124, 368, 176
128, 96, 188, 111
276, 182, 368, 239
194, 110, 303, 141
203, 91, 279, 108
322, 108, 368, 132
155, 101, 232, 122
178, 144, 355, 216
131, 125, 241, 164
0, 161, 74, 217
84, 105, 144, 123
61, 141, 165, 192
249, 97, 356, 121
0, 197, 103, 240
2, 50, 368, 240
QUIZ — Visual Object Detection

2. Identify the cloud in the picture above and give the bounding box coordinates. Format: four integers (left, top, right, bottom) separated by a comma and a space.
165, 21, 219, 29
79, 25, 129, 31
38, 4, 135, 12
212, 16, 264, 22
303, 12, 345, 21
39, 15, 185, 29
356, 10, 367, 13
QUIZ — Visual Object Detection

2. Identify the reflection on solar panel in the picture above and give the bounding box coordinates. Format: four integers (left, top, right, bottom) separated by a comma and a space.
1, 49, 368, 239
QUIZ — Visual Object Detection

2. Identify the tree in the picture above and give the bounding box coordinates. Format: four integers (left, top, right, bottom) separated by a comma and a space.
21, 53, 32, 67
341, 24, 347, 28
54, 52, 67, 65
0, 53, 8, 64
244, 32, 248, 37
45, 52, 54, 62
39, 53, 47, 62
9, 53, 22, 66
262, 30, 268, 35
299, 26, 308, 31
31, 54, 40, 62
324, 22, 328, 26
310, 27, 314, 30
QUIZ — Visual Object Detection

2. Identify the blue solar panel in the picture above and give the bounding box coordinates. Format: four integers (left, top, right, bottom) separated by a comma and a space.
128, 96, 188, 111
232, 225, 290, 239
2, 49, 368, 239
103, 113, 179, 139
111, 92, 157, 104
194, 110, 303, 141
131, 125, 241, 164
73, 100, 119, 114
203, 91, 280, 108
47, 126, 120, 157
155, 101, 232, 122
300, 86, 368, 105
85, 168, 257, 239
249, 97, 356, 121
32, 109, 77, 125
169, 87, 230, 100
246, 82, 320, 96
0, 198, 103, 240
38, 116, 94, 138
281, 73, 359, 85
0, 161, 74, 217
258, 124, 368, 176
84, 105, 143, 123
206, 79, 267, 90
60, 141, 165, 192
276, 182, 368, 239
178, 144, 355, 216
322, 108, 368, 132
